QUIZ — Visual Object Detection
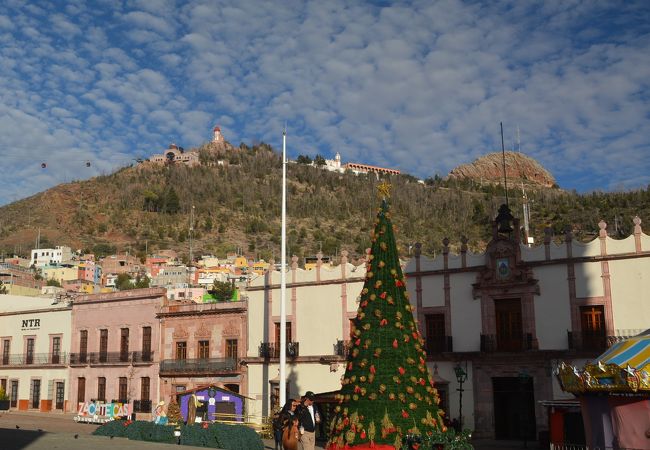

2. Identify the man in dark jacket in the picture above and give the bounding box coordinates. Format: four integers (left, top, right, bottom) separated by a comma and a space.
297, 391, 320, 450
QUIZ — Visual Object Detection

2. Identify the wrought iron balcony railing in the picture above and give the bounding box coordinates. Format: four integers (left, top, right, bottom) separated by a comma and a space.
480, 333, 533, 352
425, 336, 453, 354
159, 357, 238, 374
259, 342, 299, 359
0, 352, 68, 366
68, 351, 155, 365
334, 340, 350, 357
567, 329, 644, 352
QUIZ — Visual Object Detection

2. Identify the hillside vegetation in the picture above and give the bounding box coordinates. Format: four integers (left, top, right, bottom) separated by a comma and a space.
0, 142, 649, 263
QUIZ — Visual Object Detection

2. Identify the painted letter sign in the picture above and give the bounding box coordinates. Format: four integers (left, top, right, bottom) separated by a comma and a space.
74, 401, 131, 423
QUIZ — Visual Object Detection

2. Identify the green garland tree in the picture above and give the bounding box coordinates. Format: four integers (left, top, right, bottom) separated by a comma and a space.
327, 184, 455, 450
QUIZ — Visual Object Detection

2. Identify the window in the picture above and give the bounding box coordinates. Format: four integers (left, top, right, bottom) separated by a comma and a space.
174, 384, 186, 394
198, 340, 210, 359
51, 336, 61, 364
176, 342, 187, 360
274, 322, 292, 343
120, 328, 129, 362
495, 299, 523, 352
226, 339, 238, 359
77, 377, 85, 404
26, 338, 35, 365
10, 380, 18, 407
580, 305, 606, 350
118, 377, 127, 403
99, 329, 108, 362
425, 314, 447, 353
141, 377, 150, 401
0, 378, 6, 393
2, 339, 9, 365
79, 330, 88, 363
97, 377, 106, 402
142, 326, 152, 360
31, 379, 41, 409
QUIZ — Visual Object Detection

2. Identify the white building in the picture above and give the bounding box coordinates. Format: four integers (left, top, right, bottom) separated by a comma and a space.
404, 208, 650, 440
0, 294, 72, 412
244, 252, 366, 417
30, 246, 73, 268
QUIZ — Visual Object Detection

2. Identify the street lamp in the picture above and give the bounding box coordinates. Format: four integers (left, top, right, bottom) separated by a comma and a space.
454, 362, 468, 431
174, 427, 181, 445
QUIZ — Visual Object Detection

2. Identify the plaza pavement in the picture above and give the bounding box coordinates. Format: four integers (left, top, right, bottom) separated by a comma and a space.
0, 410, 538, 450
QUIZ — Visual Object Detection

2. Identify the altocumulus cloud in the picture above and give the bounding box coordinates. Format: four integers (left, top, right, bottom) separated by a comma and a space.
0, 0, 649, 205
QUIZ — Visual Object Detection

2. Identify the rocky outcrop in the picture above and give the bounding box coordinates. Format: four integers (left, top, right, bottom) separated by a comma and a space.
447, 152, 556, 188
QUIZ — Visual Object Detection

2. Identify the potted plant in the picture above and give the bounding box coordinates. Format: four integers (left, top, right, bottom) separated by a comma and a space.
0, 386, 10, 410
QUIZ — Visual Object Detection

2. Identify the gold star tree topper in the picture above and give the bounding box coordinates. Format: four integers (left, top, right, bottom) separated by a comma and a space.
377, 181, 392, 199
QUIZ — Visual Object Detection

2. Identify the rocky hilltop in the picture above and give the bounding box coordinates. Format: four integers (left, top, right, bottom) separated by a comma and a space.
448, 151, 556, 188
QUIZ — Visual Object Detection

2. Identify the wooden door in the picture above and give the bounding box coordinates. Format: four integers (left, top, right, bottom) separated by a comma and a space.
495, 299, 523, 351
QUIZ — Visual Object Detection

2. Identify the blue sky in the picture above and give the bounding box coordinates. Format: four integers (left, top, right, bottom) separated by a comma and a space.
1, 0, 649, 206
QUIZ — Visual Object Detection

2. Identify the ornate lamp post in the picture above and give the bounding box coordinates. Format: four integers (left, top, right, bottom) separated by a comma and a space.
454, 363, 468, 431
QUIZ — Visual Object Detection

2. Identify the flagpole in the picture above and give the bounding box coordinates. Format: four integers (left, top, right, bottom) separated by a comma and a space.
280, 127, 287, 408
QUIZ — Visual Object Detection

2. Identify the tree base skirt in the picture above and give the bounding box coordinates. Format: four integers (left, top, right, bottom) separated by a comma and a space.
327, 444, 396, 450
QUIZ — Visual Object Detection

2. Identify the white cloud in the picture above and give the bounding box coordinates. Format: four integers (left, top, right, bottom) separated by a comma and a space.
0, 0, 648, 207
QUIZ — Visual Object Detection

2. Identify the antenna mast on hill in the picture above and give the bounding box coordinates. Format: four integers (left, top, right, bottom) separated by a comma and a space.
500, 122, 509, 207
522, 183, 533, 246
516, 125, 521, 152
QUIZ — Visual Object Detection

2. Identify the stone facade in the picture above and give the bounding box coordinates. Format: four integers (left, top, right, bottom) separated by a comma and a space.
404, 209, 650, 440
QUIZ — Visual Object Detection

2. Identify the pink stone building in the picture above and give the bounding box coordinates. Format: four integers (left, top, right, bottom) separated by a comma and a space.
68, 288, 165, 416
157, 298, 248, 404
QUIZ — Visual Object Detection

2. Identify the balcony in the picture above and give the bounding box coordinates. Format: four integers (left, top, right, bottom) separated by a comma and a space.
334, 340, 350, 357
0, 352, 68, 366
567, 330, 644, 353
259, 342, 299, 359
159, 357, 238, 375
425, 336, 453, 354
69, 351, 155, 365
480, 333, 533, 352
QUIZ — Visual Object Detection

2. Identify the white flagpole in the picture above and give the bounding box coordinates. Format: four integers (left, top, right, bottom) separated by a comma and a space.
279, 127, 287, 408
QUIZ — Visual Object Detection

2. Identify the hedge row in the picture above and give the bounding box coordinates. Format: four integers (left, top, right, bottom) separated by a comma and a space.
93, 420, 264, 449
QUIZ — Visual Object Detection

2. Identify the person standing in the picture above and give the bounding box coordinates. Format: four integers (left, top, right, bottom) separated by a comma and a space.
297, 391, 320, 450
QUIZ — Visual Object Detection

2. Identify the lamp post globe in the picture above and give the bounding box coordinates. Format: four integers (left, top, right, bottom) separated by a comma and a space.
454, 363, 468, 431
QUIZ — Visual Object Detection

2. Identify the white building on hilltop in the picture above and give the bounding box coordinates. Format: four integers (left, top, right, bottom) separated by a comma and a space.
30, 246, 73, 268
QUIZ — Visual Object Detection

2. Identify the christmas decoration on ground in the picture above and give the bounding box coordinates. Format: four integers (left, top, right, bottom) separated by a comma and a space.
327, 182, 472, 450
166, 398, 182, 424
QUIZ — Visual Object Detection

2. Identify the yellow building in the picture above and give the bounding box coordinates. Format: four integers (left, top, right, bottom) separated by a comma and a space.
41, 266, 78, 285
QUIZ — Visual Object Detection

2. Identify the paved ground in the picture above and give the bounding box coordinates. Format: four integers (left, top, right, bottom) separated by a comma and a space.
0, 410, 540, 450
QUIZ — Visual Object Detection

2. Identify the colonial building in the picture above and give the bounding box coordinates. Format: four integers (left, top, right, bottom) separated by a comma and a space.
156, 297, 247, 403
244, 251, 366, 417
68, 288, 165, 416
148, 143, 200, 167
404, 206, 650, 441
0, 295, 72, 412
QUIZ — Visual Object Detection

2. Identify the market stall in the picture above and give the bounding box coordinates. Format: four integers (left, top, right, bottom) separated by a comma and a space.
557, 331, 650, 449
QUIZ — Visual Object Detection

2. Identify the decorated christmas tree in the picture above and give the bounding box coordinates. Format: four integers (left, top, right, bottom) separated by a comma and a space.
327, 183, 465, 450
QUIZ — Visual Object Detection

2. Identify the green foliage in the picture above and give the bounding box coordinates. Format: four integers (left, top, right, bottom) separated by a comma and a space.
208, 280, 235, 301
92, 419, 131, 438
180, 423, 264, 450
327, 197, 459, 449
92, 242, 117, 258
0, 280, 7, 295
46, 278, 61, 287
0, 385, 8, 400
115, 273, 150, 290
296, 154, 312, 164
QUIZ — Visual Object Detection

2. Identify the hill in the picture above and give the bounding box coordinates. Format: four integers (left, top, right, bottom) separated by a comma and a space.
0, 142, 649, 263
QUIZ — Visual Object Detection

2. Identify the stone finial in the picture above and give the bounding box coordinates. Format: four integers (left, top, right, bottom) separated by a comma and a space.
564, 226, 573, 242
340, 250, 348, 264
460, 236, 468, 253
414, 242, 422, 257
598, 220, 607, 238
317, 251, 323, 262
442, 238, 450, 255
634, 216, 642, 233
544, 227, 552, 244
291, 255, 299, 269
